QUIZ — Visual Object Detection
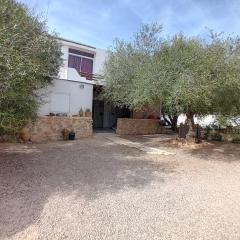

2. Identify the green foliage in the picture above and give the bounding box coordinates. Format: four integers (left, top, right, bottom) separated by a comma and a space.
103, 23, 163, 109
214, 115, 240, 127
103, 24, 240, 123
0, 0, 62, 134
153, 35, 205, 115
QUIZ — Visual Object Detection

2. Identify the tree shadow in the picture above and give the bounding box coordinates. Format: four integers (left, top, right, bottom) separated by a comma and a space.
189, 141, 240, 162
119, 134, 177, 145
0, 138, 176, 238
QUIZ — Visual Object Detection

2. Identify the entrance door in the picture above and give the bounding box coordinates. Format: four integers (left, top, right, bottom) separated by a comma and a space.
93, 100, 104, 128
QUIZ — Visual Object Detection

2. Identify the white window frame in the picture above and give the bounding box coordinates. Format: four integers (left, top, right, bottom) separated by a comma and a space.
68, 52, 95, 73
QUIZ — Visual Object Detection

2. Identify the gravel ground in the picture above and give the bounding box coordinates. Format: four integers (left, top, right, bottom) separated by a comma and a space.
0, 133, 240, 240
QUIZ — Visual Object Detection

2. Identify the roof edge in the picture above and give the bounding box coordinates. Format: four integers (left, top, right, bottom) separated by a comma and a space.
56, 37, 96, 49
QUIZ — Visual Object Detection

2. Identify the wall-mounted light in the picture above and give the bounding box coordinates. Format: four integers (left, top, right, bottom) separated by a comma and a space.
79, 84, 84, 89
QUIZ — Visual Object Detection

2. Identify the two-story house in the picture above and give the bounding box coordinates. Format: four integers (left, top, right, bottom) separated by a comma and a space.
39, 37, 130, 129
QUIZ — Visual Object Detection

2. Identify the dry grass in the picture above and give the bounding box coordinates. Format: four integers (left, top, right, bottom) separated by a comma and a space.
162, 138, 214, 149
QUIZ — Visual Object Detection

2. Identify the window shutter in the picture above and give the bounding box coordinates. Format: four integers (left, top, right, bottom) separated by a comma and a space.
68, 55, 82, 72
81, 58, 93, 79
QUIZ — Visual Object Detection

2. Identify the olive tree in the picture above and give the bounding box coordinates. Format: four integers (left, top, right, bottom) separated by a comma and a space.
103, 25, 240, 137
103, 24, 183, 131
159, 33, 240, 135
103, 23, 163, 108
0, 0, 62, 135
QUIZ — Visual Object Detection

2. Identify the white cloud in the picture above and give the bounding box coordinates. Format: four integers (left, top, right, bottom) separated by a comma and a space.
18, 0, 240, 48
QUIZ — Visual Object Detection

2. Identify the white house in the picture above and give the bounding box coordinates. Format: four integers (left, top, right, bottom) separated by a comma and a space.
39, 37, 221, 131
39, 37, 130, 129
39, 37, 106, 115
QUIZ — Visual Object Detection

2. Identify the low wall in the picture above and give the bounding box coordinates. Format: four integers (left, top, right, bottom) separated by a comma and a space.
116, 118, 162, 135
20, 116, 92, 142
206, 128, 240, 143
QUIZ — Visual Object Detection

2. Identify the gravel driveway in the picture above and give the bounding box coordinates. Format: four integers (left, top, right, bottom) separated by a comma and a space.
0, 133, 240, 240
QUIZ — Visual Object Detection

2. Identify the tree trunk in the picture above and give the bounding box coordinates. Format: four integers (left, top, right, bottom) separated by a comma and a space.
162, 112, 178, 132
185, 112, 195, 140
169, 115, 178, 132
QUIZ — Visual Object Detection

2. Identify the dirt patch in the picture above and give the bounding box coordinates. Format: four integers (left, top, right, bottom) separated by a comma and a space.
160, 138, 214, 149
0, 133, 240, 240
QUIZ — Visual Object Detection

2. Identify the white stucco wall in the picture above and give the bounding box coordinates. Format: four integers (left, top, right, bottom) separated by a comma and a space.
67, 68, 95, 84
58, 45, 69, 79
177, 114, 216, 126
57, 39, 102, 80
94, 48, 108, 74
38, 79, 93, 116
38, 39, 107, 117
94, 48, 108, 85
57, 39, 107, 83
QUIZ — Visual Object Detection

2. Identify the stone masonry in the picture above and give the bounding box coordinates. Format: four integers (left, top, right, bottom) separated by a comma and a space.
116, 118, 162, 135
20, 116, 92, 142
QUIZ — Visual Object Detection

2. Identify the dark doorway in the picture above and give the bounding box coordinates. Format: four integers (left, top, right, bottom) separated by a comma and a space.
92, 85, 131, 130
93, 100, 104, 128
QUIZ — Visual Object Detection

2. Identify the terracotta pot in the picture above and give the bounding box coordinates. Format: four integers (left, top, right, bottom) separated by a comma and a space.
62, 128, 69, 140
85, 111, 92, 118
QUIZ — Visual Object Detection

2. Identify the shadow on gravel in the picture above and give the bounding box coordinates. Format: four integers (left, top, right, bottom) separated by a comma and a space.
120, 134, 177, 144
189, 142, 240, 162
0, 138, 176, 238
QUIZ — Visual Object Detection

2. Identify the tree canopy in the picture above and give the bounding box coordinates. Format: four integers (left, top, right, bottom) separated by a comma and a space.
103, 23, 163, 109
0, 0, 62, 135
103, 24, 240, 129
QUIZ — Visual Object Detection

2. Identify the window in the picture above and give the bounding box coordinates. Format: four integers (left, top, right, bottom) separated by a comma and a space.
68, 48, 94, 80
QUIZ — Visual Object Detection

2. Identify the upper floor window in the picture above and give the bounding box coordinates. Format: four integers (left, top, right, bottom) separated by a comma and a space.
68, 48, 94, 80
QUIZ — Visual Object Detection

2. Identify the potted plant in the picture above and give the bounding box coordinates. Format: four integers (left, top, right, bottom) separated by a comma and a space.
79, 107, 84, 117
69, 130, 75, 140
85, 108, 92, 117
62, 128, 69, 140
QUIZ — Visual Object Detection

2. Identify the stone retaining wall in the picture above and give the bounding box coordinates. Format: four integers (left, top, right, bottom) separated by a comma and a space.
116, 118, 162, 135
20, 116, 92, 142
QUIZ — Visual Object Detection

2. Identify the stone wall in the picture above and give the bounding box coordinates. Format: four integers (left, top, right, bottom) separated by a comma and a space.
20, 116, 92, 142
116, 118, 162, 135
132, 106, 160, 119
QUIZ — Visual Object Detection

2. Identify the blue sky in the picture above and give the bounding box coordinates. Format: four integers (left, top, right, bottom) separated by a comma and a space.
19, 0, 240, 49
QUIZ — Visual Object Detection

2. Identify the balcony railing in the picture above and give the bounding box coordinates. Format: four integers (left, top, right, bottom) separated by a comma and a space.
79, 71, 104, 81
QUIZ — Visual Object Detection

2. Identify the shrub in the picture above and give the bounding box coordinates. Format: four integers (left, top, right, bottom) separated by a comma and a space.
0, 0, 62, 135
